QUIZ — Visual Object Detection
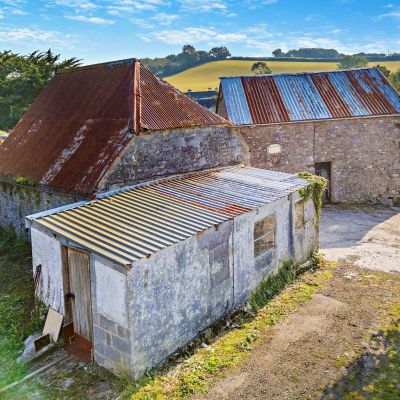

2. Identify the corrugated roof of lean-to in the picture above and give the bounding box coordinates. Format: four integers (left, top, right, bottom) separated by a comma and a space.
219, 67, 400, 125
28, 166, 307, 266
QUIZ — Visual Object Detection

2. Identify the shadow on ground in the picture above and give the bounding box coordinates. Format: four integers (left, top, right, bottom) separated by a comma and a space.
322, 323, 400, 400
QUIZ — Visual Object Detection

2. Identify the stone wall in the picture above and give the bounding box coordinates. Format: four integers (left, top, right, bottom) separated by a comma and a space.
0, 180, 84, 235
238, 116, 400, 204
97, 126, 249, 191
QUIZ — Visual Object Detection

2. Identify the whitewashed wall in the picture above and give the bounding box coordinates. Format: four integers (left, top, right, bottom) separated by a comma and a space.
31, 227, 64, 313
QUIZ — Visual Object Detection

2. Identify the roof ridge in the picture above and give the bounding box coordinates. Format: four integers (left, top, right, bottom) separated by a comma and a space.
57, 58, 138, 74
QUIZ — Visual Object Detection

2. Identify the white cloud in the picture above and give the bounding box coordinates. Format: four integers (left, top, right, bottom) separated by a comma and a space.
153, 12, 179, 25
179, 0, 227, 13
0, 27, 72, 46
151, 27, 214, 44
66, 15, 115, 24
151, 26, 261, 45
53, 0, 98, 10
378, 11, 400, 19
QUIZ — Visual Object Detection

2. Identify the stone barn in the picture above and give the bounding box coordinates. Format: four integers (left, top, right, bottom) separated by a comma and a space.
216, 67, 400, 204
26, 166, 318, 377
0, 58, 248, 235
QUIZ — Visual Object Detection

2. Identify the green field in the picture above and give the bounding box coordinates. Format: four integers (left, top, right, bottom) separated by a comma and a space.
165, 60, 400, 92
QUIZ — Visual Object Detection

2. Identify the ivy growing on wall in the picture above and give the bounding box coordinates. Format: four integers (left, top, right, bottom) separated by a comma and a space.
296, 172, 327, 220
15, 177, 36, 188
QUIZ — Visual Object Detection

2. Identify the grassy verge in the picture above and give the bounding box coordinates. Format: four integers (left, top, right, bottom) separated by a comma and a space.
121, 256, 335, 399
0, 228, 45, 388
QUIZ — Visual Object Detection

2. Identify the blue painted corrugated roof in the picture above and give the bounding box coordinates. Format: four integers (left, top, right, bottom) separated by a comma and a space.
218, 68, 400, 125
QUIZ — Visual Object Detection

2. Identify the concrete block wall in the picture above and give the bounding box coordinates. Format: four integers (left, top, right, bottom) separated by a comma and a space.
238, 116, 400, 204
97, 126, 250, 191
232, 196, 316, 305
125, 195, 318, 378
91, 255, 132, 372
126, 221, 234, 377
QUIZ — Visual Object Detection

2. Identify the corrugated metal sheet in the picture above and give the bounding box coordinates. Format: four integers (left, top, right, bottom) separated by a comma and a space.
30, 166, 307, 266
220, 78, 252, 125
0, 59, 228, 194
219, 68, 400, 125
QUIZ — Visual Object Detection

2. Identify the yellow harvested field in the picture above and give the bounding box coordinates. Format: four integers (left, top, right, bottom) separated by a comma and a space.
165, 60, 400, 92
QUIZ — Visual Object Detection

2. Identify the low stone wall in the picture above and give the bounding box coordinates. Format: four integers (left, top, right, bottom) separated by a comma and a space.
0, 180, 83, 235
238, 116, 400, 204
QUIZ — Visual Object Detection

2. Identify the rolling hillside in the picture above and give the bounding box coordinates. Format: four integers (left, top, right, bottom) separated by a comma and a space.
165, 60, 400, 92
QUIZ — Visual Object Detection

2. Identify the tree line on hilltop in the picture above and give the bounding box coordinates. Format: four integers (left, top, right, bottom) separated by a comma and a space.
0, 47, 399, 132
141, 45, 231, 77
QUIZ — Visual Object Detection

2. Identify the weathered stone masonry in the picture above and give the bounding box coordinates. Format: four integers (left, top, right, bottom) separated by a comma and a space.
0, 180, 83, 235
98, 126, 249, 191
238, 116, 400, 204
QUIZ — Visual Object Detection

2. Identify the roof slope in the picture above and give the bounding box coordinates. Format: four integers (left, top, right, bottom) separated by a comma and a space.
218, 67, 400, 125
0, 59, 228, 194
29, 166, 307, 266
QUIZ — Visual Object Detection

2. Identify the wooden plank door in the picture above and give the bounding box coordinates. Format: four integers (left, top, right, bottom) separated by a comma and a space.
315, 162, 331, 203
67, 248, 93, 343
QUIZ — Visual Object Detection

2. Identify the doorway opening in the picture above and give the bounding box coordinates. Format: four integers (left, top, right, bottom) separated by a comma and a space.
315, 162, 332, 203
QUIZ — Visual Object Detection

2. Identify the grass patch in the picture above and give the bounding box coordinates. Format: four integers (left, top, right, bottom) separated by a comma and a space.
164, 60, 400, 91
0, 228, 45, 389
122, 256, 335, 399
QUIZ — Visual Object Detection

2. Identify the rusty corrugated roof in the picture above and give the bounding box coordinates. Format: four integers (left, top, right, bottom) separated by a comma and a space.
28, 166, 307, 266
218, 68, 400, 125
0, 59, 228, 194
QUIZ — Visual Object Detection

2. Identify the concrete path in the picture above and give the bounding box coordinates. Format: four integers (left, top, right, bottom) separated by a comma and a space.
320, 205, 400, 272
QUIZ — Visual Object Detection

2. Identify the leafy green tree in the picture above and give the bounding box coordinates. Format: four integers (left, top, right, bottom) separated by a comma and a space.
251, 62, 272, 75
272, 48, 283, 57
337, 55, 368, 69
209, 47, 231, 60
0, 49, 81, 130
182, 44, 196, 55
375, 64, 391, 78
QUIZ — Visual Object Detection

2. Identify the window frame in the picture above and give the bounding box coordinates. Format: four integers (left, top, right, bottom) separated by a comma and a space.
253, 214, 276, 258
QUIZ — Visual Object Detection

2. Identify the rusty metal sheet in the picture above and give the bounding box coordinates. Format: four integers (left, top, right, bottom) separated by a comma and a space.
30, 166, 307, 266
140, 66, 227, 131
241, 75, 290, 124
0, 59, 229, 194
219, 67, 400, 125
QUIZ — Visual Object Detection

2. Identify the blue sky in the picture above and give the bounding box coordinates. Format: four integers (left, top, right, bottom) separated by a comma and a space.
0, 0, 398, 64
